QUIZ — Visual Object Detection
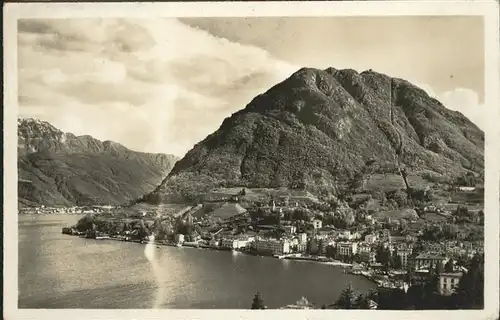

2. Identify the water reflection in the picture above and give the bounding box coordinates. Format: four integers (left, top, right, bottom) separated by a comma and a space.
231, 250, 240, 263
281, 259, 290, 270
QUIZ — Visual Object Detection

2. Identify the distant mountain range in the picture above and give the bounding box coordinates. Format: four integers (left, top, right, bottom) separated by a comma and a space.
18, 118, 178, 207
137, 67, 484, 204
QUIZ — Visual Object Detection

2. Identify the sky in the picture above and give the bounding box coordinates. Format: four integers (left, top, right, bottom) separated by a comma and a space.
18, 16, 485, 157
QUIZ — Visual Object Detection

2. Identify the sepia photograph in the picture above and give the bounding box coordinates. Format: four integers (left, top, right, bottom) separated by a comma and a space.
3, 1, 500, 319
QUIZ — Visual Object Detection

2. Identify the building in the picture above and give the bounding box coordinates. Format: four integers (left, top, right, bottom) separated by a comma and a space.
351, 232, 362, 240
438, 272, 463, 296
365, 234, 378, 244
396, 249, 412, 269
175, 234, 185, 245
237, 237, 255, 249
209, 238, 220, 247
284, 225, 297, 235
312, 219, 323, 229
357, 243, 372, 254
412, 270, 431, 285
458, 186, 475, 192
414, 253, 449, 270
295, 243, 307, 253
221, 238, 239, 250
337, 242, 358, 256
297, 233, 308, 244
221, 236, 255, 250
255, 238, 291, 255
390, 236, 407, 243
334, 230, 352, 240
359, 251, 376, 264
317, 227, 336, 237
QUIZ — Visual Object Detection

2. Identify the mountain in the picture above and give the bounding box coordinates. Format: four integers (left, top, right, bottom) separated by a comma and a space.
18, 118, 178, 207
137, 67, 484, 204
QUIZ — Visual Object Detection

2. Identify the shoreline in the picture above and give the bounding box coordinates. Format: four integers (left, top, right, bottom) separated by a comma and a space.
64, 233, 355, 269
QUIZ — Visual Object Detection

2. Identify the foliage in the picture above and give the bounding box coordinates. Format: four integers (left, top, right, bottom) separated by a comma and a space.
75, 213, 96, 232
420, 224, 460, 241
445, 259, 454, 272
251, 291, 266, 309
386, 189, 409, 208
452, 254, 484, 309
333, 283, 373, 309
372, 254, 484, 310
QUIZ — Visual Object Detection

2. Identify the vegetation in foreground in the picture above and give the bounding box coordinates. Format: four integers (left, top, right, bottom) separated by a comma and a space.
251, 253, 484, 310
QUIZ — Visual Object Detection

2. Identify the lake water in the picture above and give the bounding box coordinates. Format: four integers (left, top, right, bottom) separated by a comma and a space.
18, 214, 376, 309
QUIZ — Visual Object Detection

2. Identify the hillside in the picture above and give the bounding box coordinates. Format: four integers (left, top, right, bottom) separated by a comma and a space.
137, 67, 484, 204
18, 118, 178, 207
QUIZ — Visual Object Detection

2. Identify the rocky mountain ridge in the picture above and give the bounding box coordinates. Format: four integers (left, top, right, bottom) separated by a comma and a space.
138, 67, 484, 204
18, 118, 178, 207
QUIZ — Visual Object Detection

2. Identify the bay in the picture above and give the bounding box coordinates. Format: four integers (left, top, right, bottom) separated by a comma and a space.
18, 214, 376, 309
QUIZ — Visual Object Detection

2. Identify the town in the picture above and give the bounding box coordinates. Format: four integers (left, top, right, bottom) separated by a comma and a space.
59, 175, 485, 309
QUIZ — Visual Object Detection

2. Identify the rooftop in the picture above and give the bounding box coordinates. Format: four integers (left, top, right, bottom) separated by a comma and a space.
439, 272, 463, 278
416, 253, 447, 260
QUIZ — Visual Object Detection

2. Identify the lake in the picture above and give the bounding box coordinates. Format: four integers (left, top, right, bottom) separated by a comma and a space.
18, 214, 376, 309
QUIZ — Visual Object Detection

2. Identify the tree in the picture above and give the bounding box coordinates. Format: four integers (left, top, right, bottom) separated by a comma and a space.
138, 219, 150, 239
392, 254, 403, 270
251, 291, 266, 309
445, 259, 454, 273
452, 254, 484, 309
333, 283, 358, 309
376, 245, 391, 268
388, 189, 409, 208
75, 213, 96, 232
122, 222, 130, 233
355, 293, 372, 309
435, 261, 444, 275
406, 284, 425, 309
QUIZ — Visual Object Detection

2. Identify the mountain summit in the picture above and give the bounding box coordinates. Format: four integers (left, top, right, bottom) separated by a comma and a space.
18, 118, 178, 207
140, 67, 484, 204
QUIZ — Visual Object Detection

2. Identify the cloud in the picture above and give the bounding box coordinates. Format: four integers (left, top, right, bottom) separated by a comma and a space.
18, 18, 297, 157
19, 18, 483, 157
439, 88, 485, 129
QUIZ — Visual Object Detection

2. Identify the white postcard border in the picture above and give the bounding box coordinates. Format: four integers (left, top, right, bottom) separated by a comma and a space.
4, 1, 500, 320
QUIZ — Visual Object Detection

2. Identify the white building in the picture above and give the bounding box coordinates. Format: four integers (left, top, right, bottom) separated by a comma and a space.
312, 219, 323, 229
175, 234, 185, 245
221, 237, 254, 249
221, 238, 239, 249
458, 187, 475, 192
365, 234, 378, 244
396, 249, 412, 269
297, 233, 308, 244
337, 242, 358, 256
415, 254, 449, 271
357, 243, 372, 254
255, 238, 291, 255
438, 272, 463, 296
335, 230, 352, 240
